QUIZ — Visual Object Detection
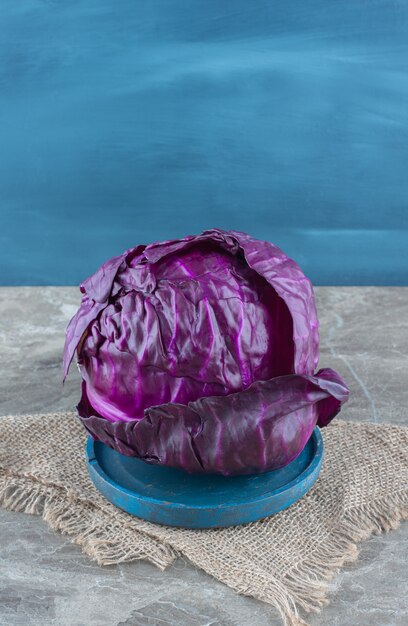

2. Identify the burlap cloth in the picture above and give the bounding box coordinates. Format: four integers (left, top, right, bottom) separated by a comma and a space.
1, 413, 407, 626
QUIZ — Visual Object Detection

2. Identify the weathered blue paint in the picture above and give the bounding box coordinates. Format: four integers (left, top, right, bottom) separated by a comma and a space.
2, 1, 407, 286
85, 428, 323, 528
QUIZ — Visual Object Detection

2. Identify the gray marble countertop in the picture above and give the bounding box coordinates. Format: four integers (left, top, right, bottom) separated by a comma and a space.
0, 287, 407, 626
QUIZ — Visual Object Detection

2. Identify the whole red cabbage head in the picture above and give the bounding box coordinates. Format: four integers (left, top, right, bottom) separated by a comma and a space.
64, 228, 349, 475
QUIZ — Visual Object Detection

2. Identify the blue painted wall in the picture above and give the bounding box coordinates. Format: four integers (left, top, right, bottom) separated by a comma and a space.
1, 0, 407, 285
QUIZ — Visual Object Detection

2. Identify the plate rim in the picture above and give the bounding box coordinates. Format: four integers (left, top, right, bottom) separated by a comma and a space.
86, 426, 323, 511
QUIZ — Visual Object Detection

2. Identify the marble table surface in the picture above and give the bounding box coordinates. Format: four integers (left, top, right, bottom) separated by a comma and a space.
0, 287, 407, 626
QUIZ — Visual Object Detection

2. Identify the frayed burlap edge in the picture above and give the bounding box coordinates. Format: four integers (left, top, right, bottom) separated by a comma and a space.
1, 475, 407, 626
248, 492, 408, 626
0, 469, 177, 570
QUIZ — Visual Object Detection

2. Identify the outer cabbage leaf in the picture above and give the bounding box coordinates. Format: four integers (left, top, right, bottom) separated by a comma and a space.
78, 368, 348, 475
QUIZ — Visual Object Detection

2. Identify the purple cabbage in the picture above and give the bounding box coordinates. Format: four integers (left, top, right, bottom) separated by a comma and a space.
64, 229, 349, 475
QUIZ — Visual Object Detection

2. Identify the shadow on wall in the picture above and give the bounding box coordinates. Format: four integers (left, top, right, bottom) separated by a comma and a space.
1, 0, 407, 285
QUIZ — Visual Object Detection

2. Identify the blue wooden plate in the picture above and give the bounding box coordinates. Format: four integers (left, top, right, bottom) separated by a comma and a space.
86, 427, 323, 528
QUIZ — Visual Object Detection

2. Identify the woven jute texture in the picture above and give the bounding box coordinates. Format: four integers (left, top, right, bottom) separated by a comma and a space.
1, 413, 407, 626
